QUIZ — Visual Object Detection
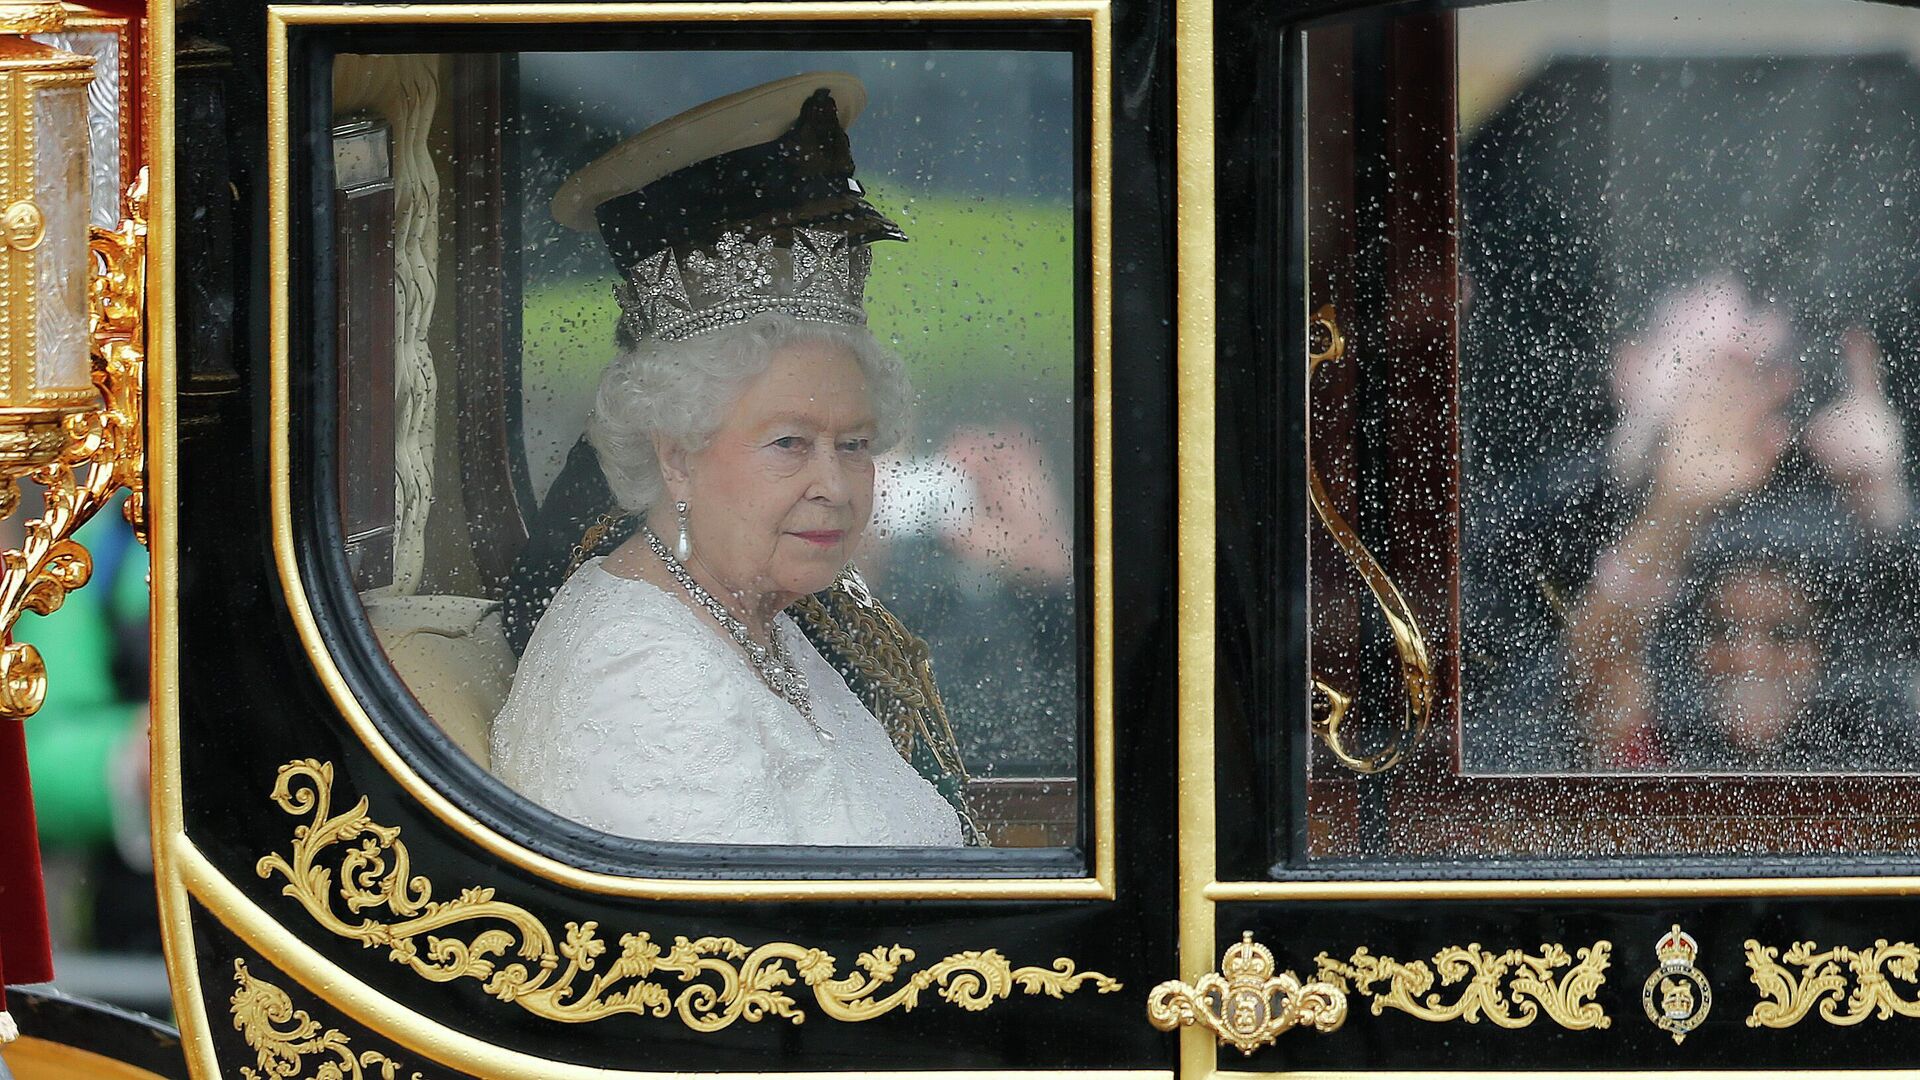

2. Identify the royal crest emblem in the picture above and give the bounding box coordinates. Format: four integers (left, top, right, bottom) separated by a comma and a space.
1146, 931, 1347, 1054
1642, 924, 1712, 1044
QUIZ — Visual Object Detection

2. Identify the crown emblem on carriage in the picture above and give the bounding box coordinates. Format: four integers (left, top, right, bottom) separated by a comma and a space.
1655, 926, 1699, 966
613, 224, 876, 344
1146, 931, 1348, 1054
1643, 924, 1712, 1044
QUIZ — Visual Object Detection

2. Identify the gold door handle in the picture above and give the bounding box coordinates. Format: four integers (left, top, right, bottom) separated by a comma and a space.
1146, 932, 1348, 1054
1306, 305, 1434, 774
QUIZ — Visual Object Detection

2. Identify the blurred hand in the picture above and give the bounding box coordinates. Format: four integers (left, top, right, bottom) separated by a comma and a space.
1608, 275, 1797, 517
940, 425, 1072, 584
1806, 328, 1912, 529
1651, 357, 1796, 517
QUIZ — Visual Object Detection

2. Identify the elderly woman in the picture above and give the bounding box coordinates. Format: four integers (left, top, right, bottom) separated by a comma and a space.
491, 75, 967, 847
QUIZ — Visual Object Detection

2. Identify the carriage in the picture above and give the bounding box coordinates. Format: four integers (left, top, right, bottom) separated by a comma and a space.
3, 0, 1920, 1076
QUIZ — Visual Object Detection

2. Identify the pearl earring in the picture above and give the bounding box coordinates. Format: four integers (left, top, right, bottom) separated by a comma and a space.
674, 500, 693, 562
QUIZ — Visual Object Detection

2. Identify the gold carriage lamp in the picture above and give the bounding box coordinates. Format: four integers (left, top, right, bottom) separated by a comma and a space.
0, 0, 145, 720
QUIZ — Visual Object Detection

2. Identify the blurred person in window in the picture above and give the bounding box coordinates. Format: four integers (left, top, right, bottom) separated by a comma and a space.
1578, 545, 1905, 771
1455, 53, 1920, 773
1688, 561, 1824, 767
1560, 276, 1915, 769
1655, 550, 1887, 771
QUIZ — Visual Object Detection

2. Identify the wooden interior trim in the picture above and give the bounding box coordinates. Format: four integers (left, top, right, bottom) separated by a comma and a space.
451, 52, 533, 594
334, 150, 399, 592
1303, 12, 1461, 857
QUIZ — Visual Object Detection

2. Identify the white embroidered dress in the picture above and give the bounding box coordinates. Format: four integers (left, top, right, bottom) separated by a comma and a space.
492, 557, 963, 846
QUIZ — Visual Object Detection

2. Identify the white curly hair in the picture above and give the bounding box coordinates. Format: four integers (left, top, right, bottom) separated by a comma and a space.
587, 312, 911, 516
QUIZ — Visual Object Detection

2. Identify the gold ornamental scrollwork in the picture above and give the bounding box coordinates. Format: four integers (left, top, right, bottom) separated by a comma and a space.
231, 958, 428, 1080
1745, 938, 1920, 1028
1145, 931, 1348, 1054
1313, 940, 1613, 1031
255, 759, 1121, 1031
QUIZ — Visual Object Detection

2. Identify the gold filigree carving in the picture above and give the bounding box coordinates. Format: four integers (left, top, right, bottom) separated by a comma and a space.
1146, 931, 1347, 1054
1745, 938, 1920, 1028
0, 170, 146, 718
230, 958, 427, 1080
1314, 940, 1612, 1031
255, 759, 1121, 1030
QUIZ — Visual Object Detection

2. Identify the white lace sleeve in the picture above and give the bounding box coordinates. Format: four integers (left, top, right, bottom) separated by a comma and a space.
492, 567, 791, 844
492, 559, 963, 848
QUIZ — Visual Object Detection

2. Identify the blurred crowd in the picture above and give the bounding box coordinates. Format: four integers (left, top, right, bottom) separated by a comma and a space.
1458, 54, 1920, 774
867, 423, 1078, 777
1468, 273, 1920, 772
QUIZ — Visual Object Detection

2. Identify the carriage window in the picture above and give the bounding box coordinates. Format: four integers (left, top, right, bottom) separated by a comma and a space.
321, 47, 1088, 853
1300, 0, 1920, 863
1452, 0, 1920, 779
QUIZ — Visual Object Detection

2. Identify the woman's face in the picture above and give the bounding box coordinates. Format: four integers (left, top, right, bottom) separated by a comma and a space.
666, 338, 877, 605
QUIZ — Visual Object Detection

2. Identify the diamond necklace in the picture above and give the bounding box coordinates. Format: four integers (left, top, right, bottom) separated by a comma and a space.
642, 525, 826, 740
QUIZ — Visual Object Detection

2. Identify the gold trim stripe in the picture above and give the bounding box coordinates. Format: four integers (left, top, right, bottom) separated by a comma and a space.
1205, 877, 1920, 902
265, 1, 1115, 903
270, 1, 1099, 20
1088, 0, 1116, 919
1172, 0, 1216, 1073
1218, 1073, 1920, 1079
143, 0, 227, 1070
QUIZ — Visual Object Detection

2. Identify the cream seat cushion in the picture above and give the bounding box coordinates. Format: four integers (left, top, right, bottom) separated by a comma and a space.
361, 592, 516, 769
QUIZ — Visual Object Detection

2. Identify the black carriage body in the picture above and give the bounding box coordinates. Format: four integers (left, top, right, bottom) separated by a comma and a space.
142, 0, 1920, 1075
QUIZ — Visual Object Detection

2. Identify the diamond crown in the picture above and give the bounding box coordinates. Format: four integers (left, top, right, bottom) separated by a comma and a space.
614, 225, 873, 344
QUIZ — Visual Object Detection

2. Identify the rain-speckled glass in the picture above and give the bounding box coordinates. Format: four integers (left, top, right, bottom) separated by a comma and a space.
1303, 0, 1920, 862
325, 50, 1083, 852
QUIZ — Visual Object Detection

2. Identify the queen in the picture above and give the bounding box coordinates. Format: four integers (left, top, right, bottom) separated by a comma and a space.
491, 74, 971, 847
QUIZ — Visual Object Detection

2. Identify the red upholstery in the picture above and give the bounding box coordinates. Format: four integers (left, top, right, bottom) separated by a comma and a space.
0, 718, 53, 1012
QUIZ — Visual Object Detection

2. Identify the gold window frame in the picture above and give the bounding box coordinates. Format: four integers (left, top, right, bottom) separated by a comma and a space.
258, 0, 1117, 903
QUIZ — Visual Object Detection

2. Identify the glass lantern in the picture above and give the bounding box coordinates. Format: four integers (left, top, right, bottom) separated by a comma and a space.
0, 1, 93, 480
